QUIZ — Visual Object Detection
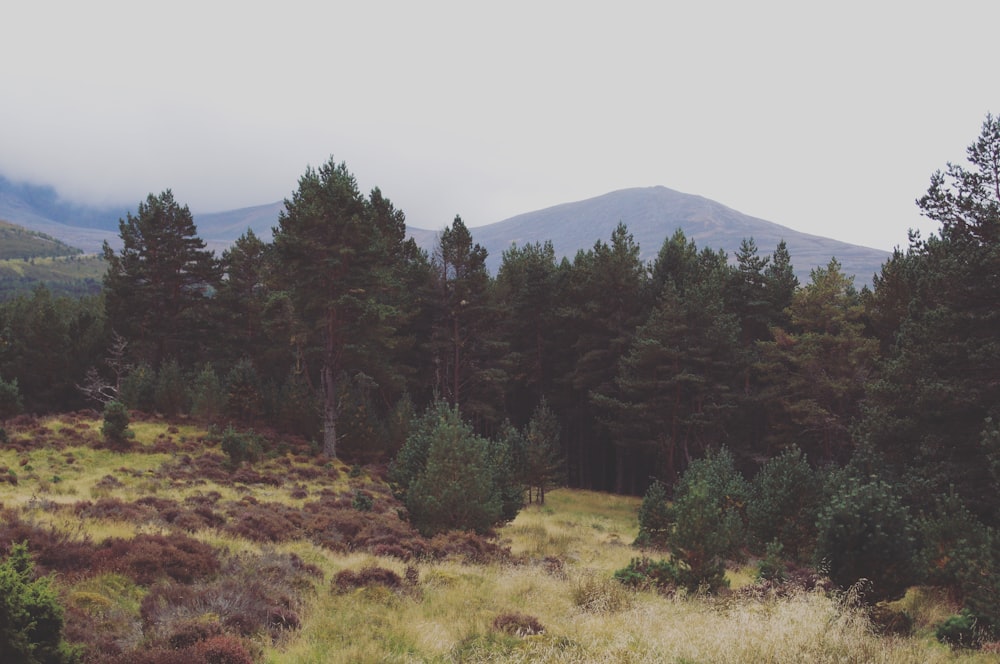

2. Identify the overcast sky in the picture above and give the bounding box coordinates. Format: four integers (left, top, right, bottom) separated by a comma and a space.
2, 1, 997, 251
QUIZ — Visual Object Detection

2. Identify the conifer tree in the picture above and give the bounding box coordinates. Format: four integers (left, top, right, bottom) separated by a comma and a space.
103, 190, 220, 367
272, 159, 408, 457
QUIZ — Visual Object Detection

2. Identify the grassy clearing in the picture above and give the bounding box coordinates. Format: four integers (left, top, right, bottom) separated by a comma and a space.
0, 414, 995, 663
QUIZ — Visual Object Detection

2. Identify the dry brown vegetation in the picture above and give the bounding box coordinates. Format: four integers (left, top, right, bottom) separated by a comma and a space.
0, 413, 996, 663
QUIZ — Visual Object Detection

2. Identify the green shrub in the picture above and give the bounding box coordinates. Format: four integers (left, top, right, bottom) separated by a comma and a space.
666, 448, 749, 592
756, 540, 786, 582
393, 402, 509, 536
351, 490, 373, 512
219, 426, 264, 467
101, 401, 133, 448
613, 556, 681, 591
119, 363, 155, 412
957, 527, 1000, 640
936, 609, 983, 648
814, 470, 917, 603
153, 359, 187, 417
917, 489, 988, 589
635, 479, 671, 548
747, 446, 819, 559
225, 359, 263, 424
0, 373, 23, 422
0, 542, 78, 664
189, 364, 224, 422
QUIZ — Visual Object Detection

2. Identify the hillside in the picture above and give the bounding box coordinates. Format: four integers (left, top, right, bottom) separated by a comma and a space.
409, 187, 891, 286
0, 219, 84, 259
0, 175, 890, 286
0, 413, 980, 663
0, 219, 105, 298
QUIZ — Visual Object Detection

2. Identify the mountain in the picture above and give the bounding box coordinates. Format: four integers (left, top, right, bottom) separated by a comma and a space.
0, 220, 83, 260
0, 176, 890, 286
428, 186, 890, 286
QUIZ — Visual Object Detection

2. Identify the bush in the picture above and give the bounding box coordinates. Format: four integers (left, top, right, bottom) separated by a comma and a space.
393, 402, 508, 536
635, 479, 671, 548
957, 526, 1000, 640
814, 470, 917, 603
119, 363, 155, 412
332, 566, 402, 593
491, 612, 544, 636
747, 446, 819, 559
153, 359, 187, 418
666, 447, 749, 592
220, 426, 264, 467
189, 364, 224, 423
101, 401, 133, 448
225, 359, 263, 424
936, 609, 983, 648
0, 542, 77, 664
917, 489, 988, 589
613, 556, 681, 591
96, 533, 221, 585
0, 373, 23, 422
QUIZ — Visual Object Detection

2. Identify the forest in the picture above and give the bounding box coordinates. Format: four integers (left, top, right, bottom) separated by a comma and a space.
1, 116, 999, 651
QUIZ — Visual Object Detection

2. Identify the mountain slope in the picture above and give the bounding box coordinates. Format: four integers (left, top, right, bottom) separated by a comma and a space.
0, 219, 83, 259
0, 176, 889, 285
412, 186, 890, 285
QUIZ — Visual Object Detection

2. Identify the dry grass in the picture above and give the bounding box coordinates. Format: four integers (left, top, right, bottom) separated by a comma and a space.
1, 415, 995, 663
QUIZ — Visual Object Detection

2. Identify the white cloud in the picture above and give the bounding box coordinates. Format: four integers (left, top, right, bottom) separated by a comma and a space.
1, 1, 998, 250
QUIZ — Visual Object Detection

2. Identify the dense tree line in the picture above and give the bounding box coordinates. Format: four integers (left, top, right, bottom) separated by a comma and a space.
2, 117, 1000, 636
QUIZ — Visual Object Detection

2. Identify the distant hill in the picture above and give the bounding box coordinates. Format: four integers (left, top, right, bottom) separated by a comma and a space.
0, 219, 84, 260
0, 220, 104, 299
0, 175, 890, 286
408, 187, 891, 286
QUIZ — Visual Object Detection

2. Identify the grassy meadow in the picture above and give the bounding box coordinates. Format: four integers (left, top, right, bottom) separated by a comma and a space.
0, 413, 996, 663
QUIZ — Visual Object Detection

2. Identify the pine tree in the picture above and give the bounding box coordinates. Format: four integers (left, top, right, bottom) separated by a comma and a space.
862, 114, 1000, 524
430, 216, 506, 429
102, 190, 220, 367
271, 159, 408, 457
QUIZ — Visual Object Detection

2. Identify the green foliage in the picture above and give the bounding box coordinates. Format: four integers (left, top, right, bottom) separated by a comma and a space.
862, 115, 1000, 525
0, 286, 107, 413
935, 609, 983, 649
153, 358, 187, 417
957, 527, 1000, 639
814, 471, 917, 602
0, 542, 77, 664
635, 479, 671, 548
916, 489, 988, 589
523, 398, 563, 504
273, 370, 320, 439
613, 556, 682, 591
0, 372, 23, 421
189, 363, 224, 422
387, 401, 445, 501
351, 490, 374, 512
756, 259, 876, 464
665, 448, 749, 592
220, 426, 264, 467
100, 400, 133, 448
225, 358, 263, 424
102, 190, 220, 367
756, 540, 786, 582
118, 363, 155, 412
272, 159, 414, 457
747, 447, 820, 559
391, 402, 513, 536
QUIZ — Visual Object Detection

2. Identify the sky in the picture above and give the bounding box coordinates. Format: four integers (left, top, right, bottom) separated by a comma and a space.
2, 1, 998, 252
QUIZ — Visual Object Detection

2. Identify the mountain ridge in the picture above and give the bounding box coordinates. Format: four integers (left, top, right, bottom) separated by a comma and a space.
0, 177, 889, 286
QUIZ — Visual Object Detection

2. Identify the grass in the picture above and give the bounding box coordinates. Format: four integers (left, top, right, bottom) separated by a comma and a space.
0, 413, 996, 663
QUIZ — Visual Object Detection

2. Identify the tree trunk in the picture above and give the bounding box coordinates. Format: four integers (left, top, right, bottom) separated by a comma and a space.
321, 363, 338, 457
